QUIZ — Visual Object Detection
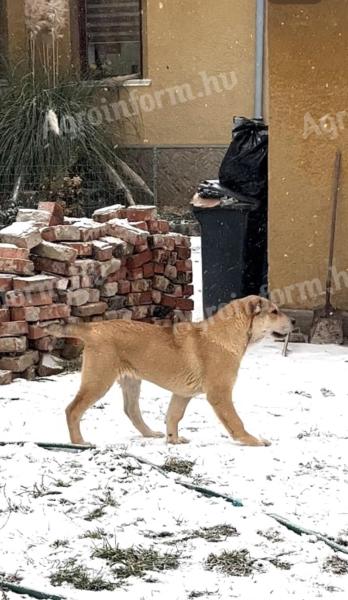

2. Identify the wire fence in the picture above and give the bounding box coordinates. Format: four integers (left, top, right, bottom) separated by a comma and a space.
0, 164, 150, 227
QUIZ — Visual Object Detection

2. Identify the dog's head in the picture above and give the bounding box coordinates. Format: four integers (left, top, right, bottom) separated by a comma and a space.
242, 295, 293, 343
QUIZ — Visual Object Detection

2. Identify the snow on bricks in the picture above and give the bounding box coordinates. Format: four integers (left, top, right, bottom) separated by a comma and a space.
0, 202, 194, 383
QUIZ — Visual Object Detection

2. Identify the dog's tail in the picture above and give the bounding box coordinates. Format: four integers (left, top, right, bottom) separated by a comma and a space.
46, 322, 92, 342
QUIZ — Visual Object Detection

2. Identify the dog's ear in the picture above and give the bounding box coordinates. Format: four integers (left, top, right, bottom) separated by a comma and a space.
244, 296, 263, 316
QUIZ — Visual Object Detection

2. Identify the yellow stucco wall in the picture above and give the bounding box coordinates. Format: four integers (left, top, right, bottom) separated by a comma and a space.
122, 0, 256, 145
268, 0, 348, 309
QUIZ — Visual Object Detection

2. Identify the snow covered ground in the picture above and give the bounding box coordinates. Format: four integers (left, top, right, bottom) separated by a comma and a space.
1, 238, 348, 599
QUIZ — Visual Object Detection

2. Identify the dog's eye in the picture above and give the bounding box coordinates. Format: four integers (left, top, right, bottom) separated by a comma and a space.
271, 309, 278, 315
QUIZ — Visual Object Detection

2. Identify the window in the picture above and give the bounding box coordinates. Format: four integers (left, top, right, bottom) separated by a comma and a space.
79, 0, 142, 79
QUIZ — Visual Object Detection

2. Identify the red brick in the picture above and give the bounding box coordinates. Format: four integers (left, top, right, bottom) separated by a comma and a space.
59, 289, 89, 306
33, 337, 57, 352
152, 290, 162, 304
0, 321, 28, 337
20, 365, 37, 381
165, 237, 176, 251
176, 259, 193, 272
100, 237, 134, 257
0, 370, 12, 385
147, 220, 159, 234
41, 225, 81, 242
0, 258, 34, 275
0, 274, 14, 292
134, 242, 149, 253
168, 252, 178, 266
127, 292, 152, 306
92, 204, 126, 223
85, 288, 100, 303
157, 220, 170, 234
16, 208, 52, 224
80, 275, 95, 288
92, 240, 113, 261
107, 296, 126, 311
106, 266, 127, 283
0, 308, 10, 322
0, 244, 29, 260
0, 336, 27, 353
183, 284, 194, 297
100, 282, 118, 297
175, 298, 194, 311
176, 246, 191, 260
99, 258, 122, 278
173, 309, 192, 323
11, 304, 70, 322
126, 205, 157, 222
127, 267, 144, 281
152, 249, 170, 263
131, 305, 151, 320
154, 263, 165, 274
72, 302, 108, 317
5, 290, 53, 307
105, 308, 132, 320
164, 265, 177, 280
149, 234, 166, 249
117, 280, 131, 294
126, 249, 152, 270
75, 220, 107, 241
130, 279, 152, 293
61, 242, 93, 257
37, 354, 63, 377
31, 241, 77, 263
107, 219, 149, 246
37, 201, 64, 226
130, 221, 148, 231
143, 263, 154, 278
71, 259, 99, 277
0, 222, 42, 249
153, 275, 173, 293
0, 350, 39, 372
172, 284, 183, 297
28, 321, 62, 340
39, 304, 71, 321
56, 276, 81, 291
32, 256, 78, 277
13, 274, 57, 292
161, 294, 177, 309
172, 233, 191, 248
172, 272, 193, 284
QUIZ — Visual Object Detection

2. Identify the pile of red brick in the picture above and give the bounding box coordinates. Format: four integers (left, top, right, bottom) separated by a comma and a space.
0, 202, 193, 384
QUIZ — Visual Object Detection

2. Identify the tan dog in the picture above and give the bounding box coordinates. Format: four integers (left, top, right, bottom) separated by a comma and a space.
50, 296, 292, 447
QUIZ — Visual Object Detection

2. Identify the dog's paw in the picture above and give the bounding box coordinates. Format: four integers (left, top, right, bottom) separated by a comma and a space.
167, 435, 190, 445
235, 435, 271, 447
144, 431, 165, 439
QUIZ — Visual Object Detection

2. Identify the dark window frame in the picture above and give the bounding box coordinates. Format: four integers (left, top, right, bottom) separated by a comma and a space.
77, 0, 143, 81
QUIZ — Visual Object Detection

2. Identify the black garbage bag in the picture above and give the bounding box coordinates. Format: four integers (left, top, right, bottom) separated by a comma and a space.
219, 117, 268, 202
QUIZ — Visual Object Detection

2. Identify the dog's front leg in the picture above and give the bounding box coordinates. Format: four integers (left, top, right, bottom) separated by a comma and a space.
166, 394, 192, 444
206, 384, 270, 447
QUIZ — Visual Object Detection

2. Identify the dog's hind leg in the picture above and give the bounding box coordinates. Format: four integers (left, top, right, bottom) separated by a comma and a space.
120, 376, 164, 438
65, 348, 116, 445
166, 394, 192, 444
